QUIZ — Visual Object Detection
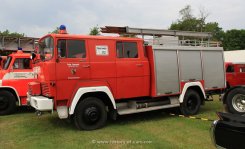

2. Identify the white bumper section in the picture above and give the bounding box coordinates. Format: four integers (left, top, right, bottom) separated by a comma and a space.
28, 94, 53, 111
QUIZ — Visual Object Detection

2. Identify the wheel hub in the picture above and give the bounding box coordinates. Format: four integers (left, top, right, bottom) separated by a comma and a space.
232, 94, 245, 112
84, 106, 99, 124
187, 97, 197, 110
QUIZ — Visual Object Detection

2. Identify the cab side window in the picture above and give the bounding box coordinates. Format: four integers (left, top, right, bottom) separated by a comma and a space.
226, 65, 234, 73
58, 39, 86, 58
240, 67, 245, 73
116, 42, 138, 58
57, 39, 66, 58
13, 58, 31, 69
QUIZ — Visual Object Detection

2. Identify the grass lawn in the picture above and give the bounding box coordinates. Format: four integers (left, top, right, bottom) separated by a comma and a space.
0, 96, 224, 149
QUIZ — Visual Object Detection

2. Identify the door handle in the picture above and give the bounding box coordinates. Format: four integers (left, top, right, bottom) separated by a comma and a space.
136, 64, 143, 67
82, 65, 90, 68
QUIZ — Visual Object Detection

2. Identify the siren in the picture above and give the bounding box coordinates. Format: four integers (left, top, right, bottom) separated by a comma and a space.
17, 47, 23, 54
59, 25, 68, 34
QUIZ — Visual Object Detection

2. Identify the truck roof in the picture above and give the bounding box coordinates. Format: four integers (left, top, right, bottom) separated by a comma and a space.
9, 50, 31, 58
225, 62, 245, 65
42, 34, 143, 42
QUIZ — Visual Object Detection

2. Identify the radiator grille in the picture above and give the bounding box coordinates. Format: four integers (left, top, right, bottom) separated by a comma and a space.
41, 83, 50, 96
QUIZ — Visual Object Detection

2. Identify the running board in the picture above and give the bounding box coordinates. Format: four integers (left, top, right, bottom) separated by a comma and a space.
117, 97, 180, 115
118, 104, 180, 115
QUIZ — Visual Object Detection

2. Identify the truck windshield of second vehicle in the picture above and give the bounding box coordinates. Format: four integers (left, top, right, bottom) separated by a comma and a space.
39, 36, 54, 61
3, 56, 12, 70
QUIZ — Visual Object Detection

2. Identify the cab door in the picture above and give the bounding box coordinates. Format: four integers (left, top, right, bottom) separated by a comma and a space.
55, 39, 90, 100
116, 41, 144, 99
237, 65, 245, 85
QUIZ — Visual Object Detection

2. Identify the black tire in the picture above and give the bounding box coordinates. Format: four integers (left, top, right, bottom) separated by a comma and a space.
180, 89, 201, 116
226, 88, 245, 115
74, 97, 107, 130
0, 90, 16, 115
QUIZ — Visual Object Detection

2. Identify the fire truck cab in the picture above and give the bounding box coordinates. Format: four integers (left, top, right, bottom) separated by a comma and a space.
222, 62, 245, 114
0, 50, 35, 115
28, 26, 225, 130
225, 62, 245, 88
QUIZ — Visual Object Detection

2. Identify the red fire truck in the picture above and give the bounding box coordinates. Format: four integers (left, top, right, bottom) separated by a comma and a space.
225, 62, 245, 88
0, 50, 35, 115
222, 62, 245, 114
28, 25, 225, 130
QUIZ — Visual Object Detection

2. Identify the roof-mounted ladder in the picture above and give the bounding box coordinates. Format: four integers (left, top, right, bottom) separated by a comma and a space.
101, 26, 212, 38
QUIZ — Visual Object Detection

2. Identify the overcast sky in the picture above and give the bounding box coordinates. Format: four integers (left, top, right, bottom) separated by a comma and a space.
0, 0, 244, 37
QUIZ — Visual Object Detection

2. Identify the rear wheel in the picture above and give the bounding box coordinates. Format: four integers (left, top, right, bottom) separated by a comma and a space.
180, 89, 201, 116
74, 97, 107, 130
226, 88, 245, 114
0, 90, 16, 115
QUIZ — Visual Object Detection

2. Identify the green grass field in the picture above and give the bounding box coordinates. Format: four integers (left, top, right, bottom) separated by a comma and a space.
0, 97, 224, 149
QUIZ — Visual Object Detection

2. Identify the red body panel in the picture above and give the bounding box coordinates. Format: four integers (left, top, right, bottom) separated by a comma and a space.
225, 62, 245, 87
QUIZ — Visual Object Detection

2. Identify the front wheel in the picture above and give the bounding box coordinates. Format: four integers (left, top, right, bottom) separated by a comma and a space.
226, 88, 245, 114
0, 90, 16, 115
180, 89, 201, 116
74, 97, 107, 130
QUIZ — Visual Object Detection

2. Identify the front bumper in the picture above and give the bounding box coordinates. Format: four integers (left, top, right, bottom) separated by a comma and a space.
27, 93, 53, 111
210, 120, 219, 148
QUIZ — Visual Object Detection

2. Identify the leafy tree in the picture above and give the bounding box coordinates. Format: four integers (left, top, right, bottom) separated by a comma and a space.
50, 27, 59, 34
179, 5, 193, 21
0, 29, 24, 37
170, 5, 224, 41
223, 29, 245, 50
171, 18, 201, 32
89, 25, 100, 35
204, 22, 224, 41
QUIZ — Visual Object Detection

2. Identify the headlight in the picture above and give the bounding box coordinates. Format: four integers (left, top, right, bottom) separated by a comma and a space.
210, 120, 218, 147
33, 66, 40, 75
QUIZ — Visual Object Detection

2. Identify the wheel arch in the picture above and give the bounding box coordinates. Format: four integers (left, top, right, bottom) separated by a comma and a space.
69, 86, 116, 115
179, 82, 206, 103
0, 86, 20, 106
222, 86, 245, 104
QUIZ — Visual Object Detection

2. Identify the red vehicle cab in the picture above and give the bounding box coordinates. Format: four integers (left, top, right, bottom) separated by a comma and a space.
225, 62, 245, 88
0, 50, 35, 115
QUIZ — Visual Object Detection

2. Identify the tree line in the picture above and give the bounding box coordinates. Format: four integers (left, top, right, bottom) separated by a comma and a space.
0, 30, 24, 37
1, 5, 244, 51
89, 5, 244, 51
169, 5, 245, 50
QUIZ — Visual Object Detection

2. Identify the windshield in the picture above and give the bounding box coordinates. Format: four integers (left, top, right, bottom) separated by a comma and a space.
39, 36, 54, 61
3, 56, 12, 70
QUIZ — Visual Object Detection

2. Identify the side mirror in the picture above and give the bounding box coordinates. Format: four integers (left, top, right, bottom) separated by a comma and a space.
30, 52, 36, 60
